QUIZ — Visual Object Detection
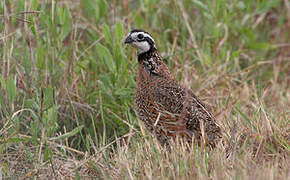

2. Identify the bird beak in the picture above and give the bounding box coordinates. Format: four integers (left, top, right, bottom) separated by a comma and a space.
124, 35, 133, 44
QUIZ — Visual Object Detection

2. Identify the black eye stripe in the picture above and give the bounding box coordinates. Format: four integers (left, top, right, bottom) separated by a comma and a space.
144, 37, 154, 45
136, 36, 154, 44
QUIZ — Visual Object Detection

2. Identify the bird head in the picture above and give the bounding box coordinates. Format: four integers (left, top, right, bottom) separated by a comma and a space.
124, 29, 156, 55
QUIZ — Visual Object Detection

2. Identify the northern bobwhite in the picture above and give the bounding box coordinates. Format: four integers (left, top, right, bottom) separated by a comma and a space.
125, 29, 221, 148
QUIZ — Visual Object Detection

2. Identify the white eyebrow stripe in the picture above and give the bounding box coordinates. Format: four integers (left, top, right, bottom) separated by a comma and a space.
131, 32, 155, 43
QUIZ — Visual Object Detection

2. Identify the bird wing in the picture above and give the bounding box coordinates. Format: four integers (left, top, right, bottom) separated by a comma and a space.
152, 78, 220, 138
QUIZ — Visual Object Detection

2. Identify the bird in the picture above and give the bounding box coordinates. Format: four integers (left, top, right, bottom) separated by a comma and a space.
124, 29, 221, 148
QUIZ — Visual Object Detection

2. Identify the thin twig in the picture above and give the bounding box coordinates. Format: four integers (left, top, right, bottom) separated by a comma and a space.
74, 132, 136, 170
0, 10, 41, 17
176, 0, 202, 61
19, 134, 85, 156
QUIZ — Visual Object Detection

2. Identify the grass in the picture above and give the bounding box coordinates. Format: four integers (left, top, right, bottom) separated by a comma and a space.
0, 0, 289, 179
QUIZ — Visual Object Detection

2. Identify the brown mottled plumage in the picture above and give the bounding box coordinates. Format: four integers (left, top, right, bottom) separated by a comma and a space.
125, 29, 221, 148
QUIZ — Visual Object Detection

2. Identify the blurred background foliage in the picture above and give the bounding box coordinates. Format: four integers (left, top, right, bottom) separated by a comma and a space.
0, 0, 289, 158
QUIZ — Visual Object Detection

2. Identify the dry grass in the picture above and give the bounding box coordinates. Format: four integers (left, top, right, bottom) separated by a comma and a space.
0, 0, 289, 179
2, 65, 289, 179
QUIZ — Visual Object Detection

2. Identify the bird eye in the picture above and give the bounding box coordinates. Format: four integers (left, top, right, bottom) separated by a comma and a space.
137, 34, 144, 39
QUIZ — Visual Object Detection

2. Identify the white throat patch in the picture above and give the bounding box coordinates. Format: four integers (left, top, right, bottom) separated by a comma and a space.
130, 32, 155, 55
132, 41, 151, 54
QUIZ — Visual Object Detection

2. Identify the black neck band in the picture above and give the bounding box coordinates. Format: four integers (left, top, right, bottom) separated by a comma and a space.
138, 47, 157, 62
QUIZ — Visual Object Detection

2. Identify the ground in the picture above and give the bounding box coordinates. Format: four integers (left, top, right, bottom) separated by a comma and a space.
0, 0, 289, 179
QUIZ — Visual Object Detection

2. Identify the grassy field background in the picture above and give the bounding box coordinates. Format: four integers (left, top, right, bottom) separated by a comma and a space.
0, 0, 289, 179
